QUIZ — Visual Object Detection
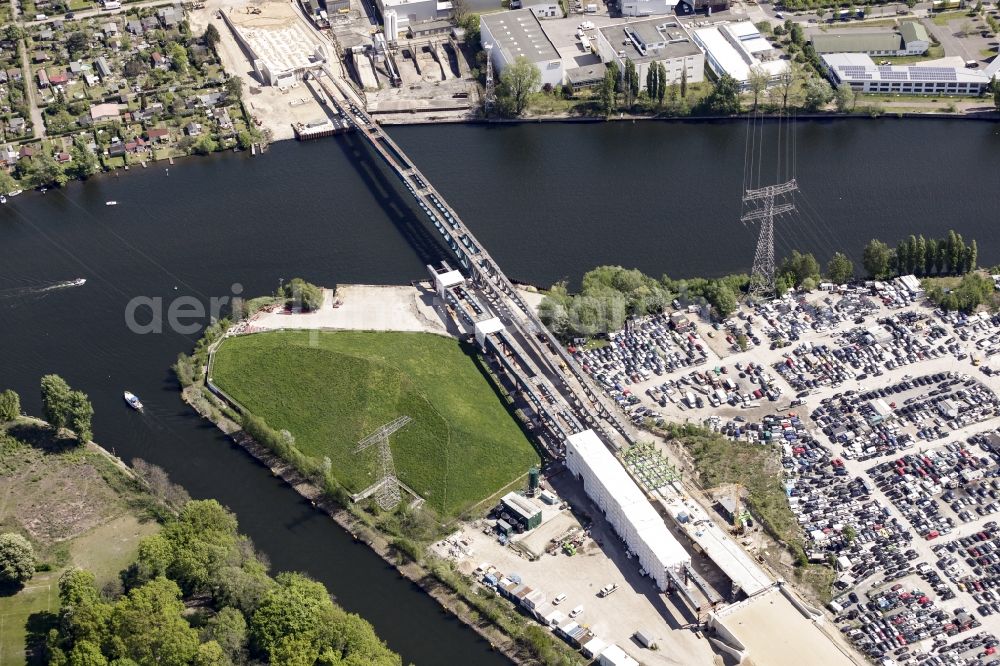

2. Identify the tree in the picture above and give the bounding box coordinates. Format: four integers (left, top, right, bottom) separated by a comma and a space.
451, 0, 469, 23
0, 169, 17, 196
67, 138, 99, 180
192, 135, 219, 155
705, 74, 741, 115
803, 78, 833, 111
23, 151, 67, 188
925, 237, 938, 275
124, 56, 149, 79
779, 250, 821, 286
646, 61, 660, 104
0, 389, 19, 421
680, 66, 688, 99
773, 62, 801, 111
281, 278, 324, 312
204, 23, 221, 51
826, 252, 854, 284
236, 129, 254, 151
167, 42, 189, 74
967, 239, 978, 273
66, 31, 89, 59
914, 235, 927, 276
205, 606, 248, 663
656, 62, 667, 106
41, 374, 72, 430
599, 63, 616, 116
623, 58, 639, 108
497, 57, 540, 117
748, 65, 768, 110
109, 577, 201, 664
225, 76, 244, 103
862, 239, 892, 279
66, 390, 93, 442
704, 281, 737, 318
993, 76, 1000, 111
0, 533, 34, 585
951, 231, 967, 274
834, 82, 855, 112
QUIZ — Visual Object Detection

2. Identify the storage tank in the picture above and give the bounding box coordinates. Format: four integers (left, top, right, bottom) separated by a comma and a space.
528, 466, 540, 495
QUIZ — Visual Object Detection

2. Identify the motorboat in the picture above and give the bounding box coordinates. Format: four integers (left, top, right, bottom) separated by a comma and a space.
8, 190, 22, 197
123, 391, 143, 411
69, 278, 86, 287
106, 201, 117, 206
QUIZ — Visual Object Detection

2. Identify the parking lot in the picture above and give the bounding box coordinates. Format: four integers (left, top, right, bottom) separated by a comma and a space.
570, 274, 1000, 663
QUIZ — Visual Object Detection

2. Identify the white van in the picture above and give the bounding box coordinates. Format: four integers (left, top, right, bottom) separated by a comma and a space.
552, 593, 567, 605
569, 605, 584, 618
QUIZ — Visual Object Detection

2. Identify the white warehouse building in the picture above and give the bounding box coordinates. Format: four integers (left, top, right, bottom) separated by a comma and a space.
821, 53, 991, 96
480, 9, 565, 89
596, 18, 704, 88
692, 21, 788, 89
566, 430, 690, 591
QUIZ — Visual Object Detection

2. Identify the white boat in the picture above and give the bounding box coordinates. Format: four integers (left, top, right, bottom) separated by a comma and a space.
123, 391, 143, 411
8, 190, 22, 197
0, 195, 6, 204
69, 278, 86, 287
106, 201, 117, 206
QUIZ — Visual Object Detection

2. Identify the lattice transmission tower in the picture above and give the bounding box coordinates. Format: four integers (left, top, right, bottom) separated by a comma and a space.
355, 415, 411, 511
484, 44, 496, 114
740, 179, 797, 300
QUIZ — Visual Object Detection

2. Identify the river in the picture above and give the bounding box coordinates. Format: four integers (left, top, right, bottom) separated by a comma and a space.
1, 118, 999, 664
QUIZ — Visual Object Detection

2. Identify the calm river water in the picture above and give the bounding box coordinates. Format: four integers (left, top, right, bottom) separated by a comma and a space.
1, 118, 999, 664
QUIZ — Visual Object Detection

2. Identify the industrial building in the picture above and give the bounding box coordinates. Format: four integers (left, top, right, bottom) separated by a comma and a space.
376, 0, 499, 28
565, 430, 690, 592
595, 19, 705, 88
500, 492, 543, 531
511, 0, 562, 19
821, 53, 991, 96
618, 0, 676, 18
691, 21, 788, 89
480, 9, 565, 89
811, 23, 930, 56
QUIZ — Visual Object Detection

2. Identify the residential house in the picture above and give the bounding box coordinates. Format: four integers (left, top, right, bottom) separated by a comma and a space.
102, 22, 119, 37
48, 70, 69, 87
185, 121, 203, 136
151, 52, 169, 70
38, 28, 55, 41
95, 56, 112, 80
157, 6, 181, 28
37, 69, 50, 89
6, 68, 21, 83
108, 141, 126, 157
18, 144, 34, 159
90, 102, 121, 122
212, 107, 232, 130
124, 136, 147, 153
8, 117, 25, 135
0, 70, 7, 85
55, 152, 71, 164
32, 51, 51, 64
0, 144, 17, 166
146, 127, 170, 142
126, 19, 142, 34
140, 16, 159, 32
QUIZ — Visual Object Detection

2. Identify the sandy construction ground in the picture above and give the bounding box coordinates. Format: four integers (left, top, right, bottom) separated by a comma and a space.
188, 0, 332, 141
251, 284, 451, 335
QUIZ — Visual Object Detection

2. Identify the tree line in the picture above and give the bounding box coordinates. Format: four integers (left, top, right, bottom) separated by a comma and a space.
40, 374, 94, 443
45, 499, 401, 666
862, 230, 978, 280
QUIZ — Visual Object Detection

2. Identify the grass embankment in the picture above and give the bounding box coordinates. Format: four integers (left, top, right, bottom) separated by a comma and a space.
659, 423, 835, 603
0, 422, 161, 665
211, 330, 540, 518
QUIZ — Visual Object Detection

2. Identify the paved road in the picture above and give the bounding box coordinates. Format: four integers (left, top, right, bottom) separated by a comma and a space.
923, 16, 977, 62
18, 38, 45, 139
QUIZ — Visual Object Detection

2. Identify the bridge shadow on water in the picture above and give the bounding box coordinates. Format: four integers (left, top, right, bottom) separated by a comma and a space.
332, 128, 451, 269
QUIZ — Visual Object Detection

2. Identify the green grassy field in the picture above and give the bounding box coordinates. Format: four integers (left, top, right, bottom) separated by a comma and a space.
0, 425, 159, 665
212, 331, 540, 517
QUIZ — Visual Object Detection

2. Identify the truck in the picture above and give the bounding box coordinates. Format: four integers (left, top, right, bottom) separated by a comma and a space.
598, 583, 619, 597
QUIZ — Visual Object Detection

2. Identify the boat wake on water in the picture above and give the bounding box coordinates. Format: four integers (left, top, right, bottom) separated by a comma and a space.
0, 278, 86, 306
